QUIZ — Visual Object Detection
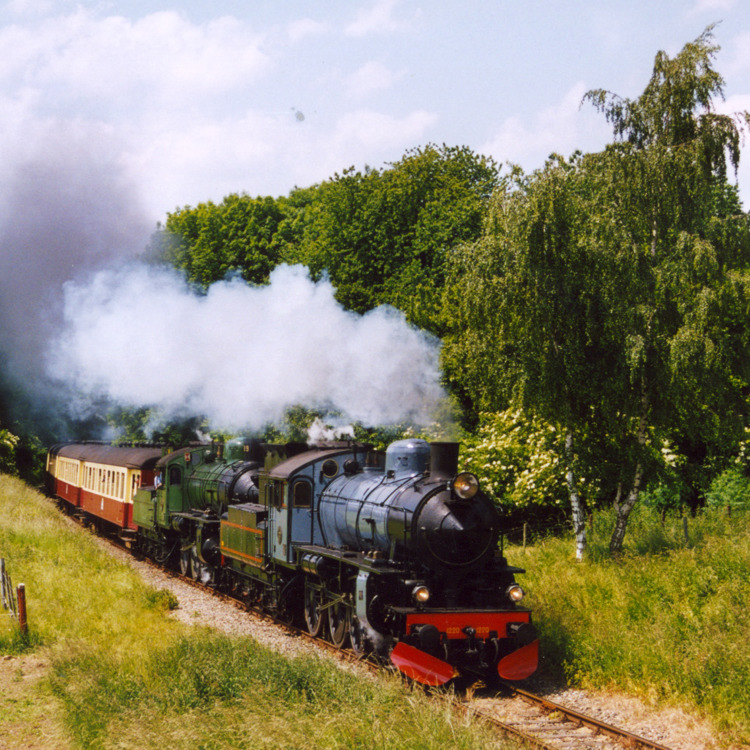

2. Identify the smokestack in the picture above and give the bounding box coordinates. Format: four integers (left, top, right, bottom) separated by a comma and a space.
430, 442, 459, 480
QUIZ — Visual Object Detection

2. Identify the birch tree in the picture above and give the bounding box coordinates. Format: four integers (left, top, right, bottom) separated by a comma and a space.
444, 156, 604, 560
445, 27, 750, 556
583, 25, 750, 552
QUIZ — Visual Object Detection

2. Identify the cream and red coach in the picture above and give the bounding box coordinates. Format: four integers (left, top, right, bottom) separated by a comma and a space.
47, 443, 162, 532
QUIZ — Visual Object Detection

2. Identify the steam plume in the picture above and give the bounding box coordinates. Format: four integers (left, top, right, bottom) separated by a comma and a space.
0, 126, 152, 430
47, 263, 445, 431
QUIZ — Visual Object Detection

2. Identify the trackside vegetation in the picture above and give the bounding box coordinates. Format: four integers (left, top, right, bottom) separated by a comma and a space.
0, 476, 514, 750
513, 504, 750, 746
4, 477, 750, 745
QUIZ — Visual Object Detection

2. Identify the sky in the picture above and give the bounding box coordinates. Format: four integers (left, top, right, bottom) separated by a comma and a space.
2, 0, 750, 433
2, 0, 750, 229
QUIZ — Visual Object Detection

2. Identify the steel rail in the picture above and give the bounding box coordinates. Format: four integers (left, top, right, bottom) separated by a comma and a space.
503, 686, 676, 750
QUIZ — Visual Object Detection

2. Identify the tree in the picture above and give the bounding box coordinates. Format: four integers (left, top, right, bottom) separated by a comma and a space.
443, 155, 609, 559
582, 26, 750, 552
299, 144, 500, 333
444, 28, 750, 556
150, 194, 286, 288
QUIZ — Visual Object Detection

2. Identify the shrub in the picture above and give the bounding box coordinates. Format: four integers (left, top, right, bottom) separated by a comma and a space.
461, 409, 568, 510
705, 467, 750, 511
0, 427, 19, 475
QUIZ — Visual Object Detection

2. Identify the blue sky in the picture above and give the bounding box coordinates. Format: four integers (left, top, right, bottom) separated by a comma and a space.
2, 0, 750, 226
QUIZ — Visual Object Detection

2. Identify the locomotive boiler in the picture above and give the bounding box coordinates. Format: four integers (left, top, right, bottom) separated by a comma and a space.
308, 439, 538, 684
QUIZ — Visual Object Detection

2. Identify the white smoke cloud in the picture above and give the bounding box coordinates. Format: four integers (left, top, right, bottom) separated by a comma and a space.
307, 417, 356, 442
47, 263, 444, 431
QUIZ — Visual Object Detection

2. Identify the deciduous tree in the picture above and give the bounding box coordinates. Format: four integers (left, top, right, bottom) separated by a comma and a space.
445, 27, 750, 556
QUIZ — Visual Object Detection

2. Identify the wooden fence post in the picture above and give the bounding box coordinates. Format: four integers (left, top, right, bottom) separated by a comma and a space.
0, 558, 6, 610
17, 583, 27, 635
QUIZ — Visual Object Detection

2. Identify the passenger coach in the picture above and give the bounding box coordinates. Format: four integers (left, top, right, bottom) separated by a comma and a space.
46, 443, 163, 533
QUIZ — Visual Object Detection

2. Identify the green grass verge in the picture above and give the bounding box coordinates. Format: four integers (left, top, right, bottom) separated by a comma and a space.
0, 475, 514, 750
511, 504, 750, 745
48, 631, 508, 750
0, 475, 180, 654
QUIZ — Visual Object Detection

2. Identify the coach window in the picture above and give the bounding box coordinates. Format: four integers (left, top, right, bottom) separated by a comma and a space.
292, 479, 312, 508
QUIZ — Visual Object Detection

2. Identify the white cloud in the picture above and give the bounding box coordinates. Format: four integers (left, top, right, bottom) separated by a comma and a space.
3, 0, 59, 16
287, 17, 329, 43
346, 61, 403, 98
723, 30, 750, 78
716, 93, 750, 201
0, 7, 282, 215
333, 109, 437, 150
718, 92, 750, 113
689, 0, 736, 14
0, 9, 269, 110
123, 110, 305, 210
345, 0, 412, 37
483, 82, 608, 168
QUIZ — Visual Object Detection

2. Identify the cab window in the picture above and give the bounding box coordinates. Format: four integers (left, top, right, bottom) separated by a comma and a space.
292, 480, 312, 508
169, 466, 182, 486
268, 481, 285, 509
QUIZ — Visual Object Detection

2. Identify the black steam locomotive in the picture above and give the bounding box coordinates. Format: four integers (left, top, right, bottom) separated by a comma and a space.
47, 437, 538, 685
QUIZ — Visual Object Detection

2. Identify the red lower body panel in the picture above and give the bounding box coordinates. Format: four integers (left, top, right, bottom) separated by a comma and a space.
390, 643, 455, 686
79, 489, 131, 529
55, 480, 81, 507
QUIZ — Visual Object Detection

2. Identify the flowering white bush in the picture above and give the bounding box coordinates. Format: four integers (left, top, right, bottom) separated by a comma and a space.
461, 409, 568, 509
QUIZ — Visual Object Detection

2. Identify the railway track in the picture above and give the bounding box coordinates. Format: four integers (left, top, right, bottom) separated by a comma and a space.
153, 566, 679, 750
468, 686, 676, 750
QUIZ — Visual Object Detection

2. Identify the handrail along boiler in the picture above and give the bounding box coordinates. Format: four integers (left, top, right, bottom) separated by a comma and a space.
46, 437, 538, 685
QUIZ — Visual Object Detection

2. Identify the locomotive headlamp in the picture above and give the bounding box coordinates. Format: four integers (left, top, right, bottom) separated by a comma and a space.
506, 584, 525, 603
412, 584, 431, 604
452, 472, 479, 500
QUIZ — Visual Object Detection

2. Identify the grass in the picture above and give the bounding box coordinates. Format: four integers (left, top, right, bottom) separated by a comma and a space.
0, 475, 180, 654
0, 474, 515, 750
510, 504, 750, 746
48, 632, 506, 750
9, 469, 749, 746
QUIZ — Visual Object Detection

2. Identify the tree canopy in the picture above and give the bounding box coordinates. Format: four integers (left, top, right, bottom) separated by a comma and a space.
150, 144, 499, 335
150, 194, 286, 288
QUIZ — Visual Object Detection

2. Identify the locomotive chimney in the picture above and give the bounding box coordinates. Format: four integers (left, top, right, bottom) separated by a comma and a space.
429, 442, 460, 480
